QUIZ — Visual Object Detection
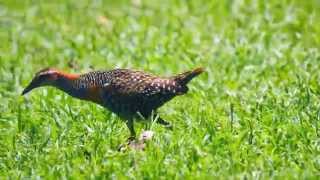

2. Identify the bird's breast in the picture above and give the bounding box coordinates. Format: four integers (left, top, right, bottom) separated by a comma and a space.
82, 87, 104, 105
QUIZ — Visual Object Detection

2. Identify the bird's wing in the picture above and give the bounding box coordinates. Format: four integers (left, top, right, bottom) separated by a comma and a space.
100, 70, 183, 117
100, 71, 153, 103
101, 72, 178, 103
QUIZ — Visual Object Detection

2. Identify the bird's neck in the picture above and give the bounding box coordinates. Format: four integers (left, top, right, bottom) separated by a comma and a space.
52, 72, 103, 105
53, 73, 84, 98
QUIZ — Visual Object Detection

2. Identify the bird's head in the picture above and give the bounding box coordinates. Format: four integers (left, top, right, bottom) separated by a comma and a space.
22, 68, 61, 95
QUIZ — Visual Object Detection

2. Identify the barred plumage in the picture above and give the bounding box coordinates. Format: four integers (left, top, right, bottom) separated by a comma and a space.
22, 67, 204, 138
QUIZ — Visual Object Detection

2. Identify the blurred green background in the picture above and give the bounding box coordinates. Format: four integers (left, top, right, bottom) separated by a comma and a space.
1, 0, 320, 178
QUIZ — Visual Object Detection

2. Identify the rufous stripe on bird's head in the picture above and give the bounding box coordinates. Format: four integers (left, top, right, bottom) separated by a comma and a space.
37, 68, 80, 80
60, 72, 80, 80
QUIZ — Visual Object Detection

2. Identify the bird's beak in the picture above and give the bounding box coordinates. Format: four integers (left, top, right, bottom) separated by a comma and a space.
22, 85, 33, 95
21, 79, 40, 95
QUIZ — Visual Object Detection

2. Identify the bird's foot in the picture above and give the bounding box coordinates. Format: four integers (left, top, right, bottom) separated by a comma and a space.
163, 124, 173, 130
127, 136, 136, 142
118, 136, 136, 152
118, 131, 154, 151
155, 117, 173, 130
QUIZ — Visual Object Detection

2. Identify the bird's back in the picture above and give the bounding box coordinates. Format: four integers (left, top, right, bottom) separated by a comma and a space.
73, 68, 203, 118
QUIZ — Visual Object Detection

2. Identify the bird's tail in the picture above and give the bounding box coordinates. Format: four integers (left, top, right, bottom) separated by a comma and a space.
173, 67, 204, 85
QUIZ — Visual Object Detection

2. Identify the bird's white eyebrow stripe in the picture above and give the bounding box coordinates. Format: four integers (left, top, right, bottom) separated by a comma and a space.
39, 70, 56, 75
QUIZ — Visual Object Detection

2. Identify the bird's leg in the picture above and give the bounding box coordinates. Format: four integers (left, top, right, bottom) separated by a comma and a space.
125, 119, 136, 141
118, 118, 137, 152
157, 117, 173, 130
152, 113, 173, 130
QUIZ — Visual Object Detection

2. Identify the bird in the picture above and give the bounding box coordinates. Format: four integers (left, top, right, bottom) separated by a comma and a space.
22, 67, 204, 139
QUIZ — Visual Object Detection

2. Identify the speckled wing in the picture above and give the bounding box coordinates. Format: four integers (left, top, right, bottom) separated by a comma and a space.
102, 69, 155, 98
100, 69, 181, 115
139, 77, 182, 113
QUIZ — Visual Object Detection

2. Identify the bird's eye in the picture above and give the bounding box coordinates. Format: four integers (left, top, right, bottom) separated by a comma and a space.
38, 74, 49, 79
38, 72, 57, 81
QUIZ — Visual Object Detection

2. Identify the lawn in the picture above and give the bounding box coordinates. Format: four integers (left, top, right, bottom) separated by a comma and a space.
1, 0, 320, 178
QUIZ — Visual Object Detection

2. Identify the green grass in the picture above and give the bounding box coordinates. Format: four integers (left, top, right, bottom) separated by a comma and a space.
1, 0, 320, 178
